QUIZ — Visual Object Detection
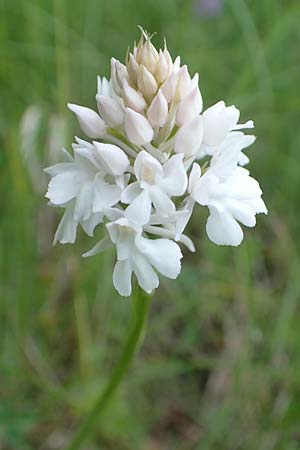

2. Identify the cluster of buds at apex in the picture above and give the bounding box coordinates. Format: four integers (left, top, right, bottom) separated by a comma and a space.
103, 28, 204, 155
45, 27, 267, 297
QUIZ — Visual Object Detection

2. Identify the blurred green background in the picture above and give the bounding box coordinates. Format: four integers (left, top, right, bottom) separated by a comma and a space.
1, 0, 300, 449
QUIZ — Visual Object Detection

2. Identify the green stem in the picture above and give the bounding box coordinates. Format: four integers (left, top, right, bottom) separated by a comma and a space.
65, 288, 151, 450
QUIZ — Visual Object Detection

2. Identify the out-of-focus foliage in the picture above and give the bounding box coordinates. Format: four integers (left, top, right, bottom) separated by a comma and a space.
0, 1, 299, 449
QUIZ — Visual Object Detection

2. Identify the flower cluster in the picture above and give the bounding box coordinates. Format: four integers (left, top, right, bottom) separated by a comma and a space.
45, 28, 267, 296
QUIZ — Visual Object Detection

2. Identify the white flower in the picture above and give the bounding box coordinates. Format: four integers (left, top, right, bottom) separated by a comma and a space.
122, 150, 187, 225
45, 141, 129, 243
216, 131, 256, 166
189, 148, 267, 246
200, 101, 254, 156
106, 218, 182, 296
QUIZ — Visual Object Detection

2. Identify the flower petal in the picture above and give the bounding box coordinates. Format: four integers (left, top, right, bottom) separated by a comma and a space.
226, 199, 256, 227
54, 204, 78, 245
93, 142, 130, 176
46, 172, 80, 205
82, 235, 112, 257
150, 187, 175, 217
134, 150, 163, 185
161, 153, 187, 196
80, 212, 104, 237
113, 260, 133, 297
136, 236, 182, 279
174, 115, 203, 158
188, 163, 201, 194
93, 174, 121, 212
206, 207, 243, 246
74, 181, 93, 221
121, 181, 141, 204
131, 253, 159, 294
202, 101, 239, 147
124, 190, 152, 225
44, 162, 77, 177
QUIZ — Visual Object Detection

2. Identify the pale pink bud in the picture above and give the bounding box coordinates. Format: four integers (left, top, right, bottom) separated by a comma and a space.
135, 31, 145, 64
140, 39, 159, 74
155, 50, 169, 84
127, 53, 139, 84
122, 79, 146, 113
111, 58, 122, 95
191, 73, 199, 88
161, 72, 178, 103
115, 60, 128, 86
173, 56, 181, 72
125, 108, 154, 146
97, 76, 111, 97
96, 95, 125, 127
68, 103, 106, 139
133, 44, 138, 59
147, 90, 168, 127
137, 65, 158, 100
176, 86, 203, 126
175, 66, 192, 101
174, 115, 203, 158
163, 47, 173, 73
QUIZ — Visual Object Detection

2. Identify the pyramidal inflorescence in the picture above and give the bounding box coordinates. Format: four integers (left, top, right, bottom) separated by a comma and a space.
45, 27, 267, 296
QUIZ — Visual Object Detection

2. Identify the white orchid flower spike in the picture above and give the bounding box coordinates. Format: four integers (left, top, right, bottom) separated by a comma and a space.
45, 27, 267, 296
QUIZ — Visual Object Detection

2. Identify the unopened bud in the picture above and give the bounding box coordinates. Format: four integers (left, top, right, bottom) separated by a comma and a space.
127, 53, 139, 85
97, 76, 111, 97
176, 86, 203, 126
111, 58, 122, 96
174, 115, 203, 158
155, 50, 169, 84
137, 65, 158, 100
115, 60, 128, 87
161, 71, 177, 103
125, 108, 154, 145
68, 103, 106, 139
135, 30, 145, 64
140, 39, 159, 74
173, 56, 181, 72
163, 47, 173, 73
122, 79, 146, 113
191, 73, 199, 88
147, 90, 168, 127
175, 66, 192, 101
96, 95, 125, 127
